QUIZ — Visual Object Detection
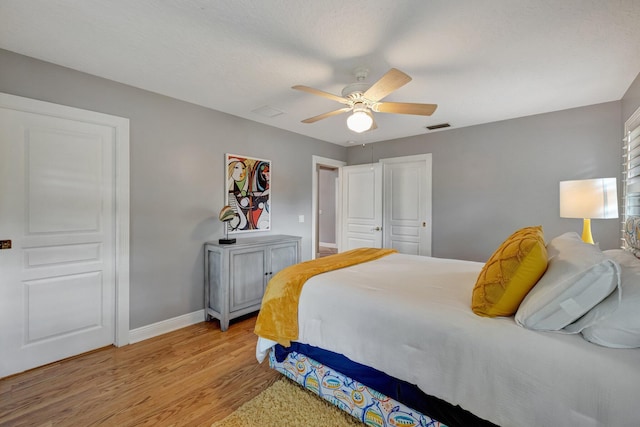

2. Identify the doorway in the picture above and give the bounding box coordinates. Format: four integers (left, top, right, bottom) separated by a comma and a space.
311, 156, 346, 259
317, 166, 339, 257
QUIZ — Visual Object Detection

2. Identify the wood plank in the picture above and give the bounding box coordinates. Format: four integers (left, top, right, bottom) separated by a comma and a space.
0, 315, 279, 426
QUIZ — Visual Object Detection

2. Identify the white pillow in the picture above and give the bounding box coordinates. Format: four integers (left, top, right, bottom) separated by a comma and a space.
565, 249, 640, 348
515, 232, 620, 331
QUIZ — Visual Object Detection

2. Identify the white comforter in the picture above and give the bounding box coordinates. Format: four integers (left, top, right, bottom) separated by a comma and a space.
257, 253, 640, 427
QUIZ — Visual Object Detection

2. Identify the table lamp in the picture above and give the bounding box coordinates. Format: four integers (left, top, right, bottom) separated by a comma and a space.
559, 178, 618, 244
218, 205, 237, 244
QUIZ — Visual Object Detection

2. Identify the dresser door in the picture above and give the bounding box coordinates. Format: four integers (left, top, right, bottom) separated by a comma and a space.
269, 242, 300, 277
228, 247, 267, 312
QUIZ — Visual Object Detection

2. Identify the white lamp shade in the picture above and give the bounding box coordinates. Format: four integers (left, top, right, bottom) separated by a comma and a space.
346, 110, 373, 133
559, 178, 618, 219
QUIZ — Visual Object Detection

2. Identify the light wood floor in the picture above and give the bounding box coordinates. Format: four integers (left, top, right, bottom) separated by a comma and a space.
317, 246, 337, 258
0, 315, 279, 427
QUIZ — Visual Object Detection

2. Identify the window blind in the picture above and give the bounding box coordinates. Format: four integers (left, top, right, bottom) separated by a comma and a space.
622, 107, 640, 248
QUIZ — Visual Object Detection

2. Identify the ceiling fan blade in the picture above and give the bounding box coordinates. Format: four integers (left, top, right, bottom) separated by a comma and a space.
363, 68, 412, 102
373, 102, 438, 116
301, 107, 352, 123
292, 85, 350, 105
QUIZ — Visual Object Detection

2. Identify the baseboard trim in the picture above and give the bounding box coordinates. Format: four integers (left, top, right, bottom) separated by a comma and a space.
129, 309, 205, 344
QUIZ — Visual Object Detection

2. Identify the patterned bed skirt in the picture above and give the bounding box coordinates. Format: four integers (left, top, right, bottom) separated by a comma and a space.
268, 348, 445, 427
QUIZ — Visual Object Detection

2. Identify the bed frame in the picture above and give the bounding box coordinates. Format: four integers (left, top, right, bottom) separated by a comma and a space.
269, 348, 440, 427
269, 343, 496, 427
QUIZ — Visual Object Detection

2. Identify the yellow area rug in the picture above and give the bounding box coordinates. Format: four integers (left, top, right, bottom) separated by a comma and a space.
211, 377, 364, 427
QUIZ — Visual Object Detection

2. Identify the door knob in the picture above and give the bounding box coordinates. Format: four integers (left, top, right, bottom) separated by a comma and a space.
372, 226, 381, 231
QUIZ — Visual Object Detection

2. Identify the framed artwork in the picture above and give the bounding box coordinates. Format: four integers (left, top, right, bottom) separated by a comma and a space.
225, 153, 271, 233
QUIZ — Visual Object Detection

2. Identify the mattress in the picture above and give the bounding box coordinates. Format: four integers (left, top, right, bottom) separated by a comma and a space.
257, 253, 640, 427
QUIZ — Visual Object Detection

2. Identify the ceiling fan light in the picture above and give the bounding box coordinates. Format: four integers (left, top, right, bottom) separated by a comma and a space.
347, 110, 373, 133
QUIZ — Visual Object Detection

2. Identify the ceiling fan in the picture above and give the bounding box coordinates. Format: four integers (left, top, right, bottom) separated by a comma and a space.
292, 67, 437, 133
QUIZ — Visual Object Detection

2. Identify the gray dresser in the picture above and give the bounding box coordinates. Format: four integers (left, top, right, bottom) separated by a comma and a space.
204, 234, 301, 331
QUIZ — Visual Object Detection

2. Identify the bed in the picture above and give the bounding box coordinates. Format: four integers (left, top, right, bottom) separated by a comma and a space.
254, 219, 640, 427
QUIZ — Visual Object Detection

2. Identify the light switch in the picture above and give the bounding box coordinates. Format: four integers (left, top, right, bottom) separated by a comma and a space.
298, 215, 304, 223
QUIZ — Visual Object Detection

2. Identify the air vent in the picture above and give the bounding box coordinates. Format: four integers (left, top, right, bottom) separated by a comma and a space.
426, 123, 450, 130
252, 105, 284, 118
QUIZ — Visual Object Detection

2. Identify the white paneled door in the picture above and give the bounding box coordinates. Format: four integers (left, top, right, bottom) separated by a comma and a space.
382, 155, 432, 256
339, 155, 432, 256
340, 163, 383, 250
0, 94, 129, 377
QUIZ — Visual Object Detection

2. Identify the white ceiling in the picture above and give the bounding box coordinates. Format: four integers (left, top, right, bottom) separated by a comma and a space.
1, 0, 640, 146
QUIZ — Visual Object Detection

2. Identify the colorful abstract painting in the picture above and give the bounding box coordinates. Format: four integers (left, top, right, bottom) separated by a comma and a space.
225, 153, 271, 233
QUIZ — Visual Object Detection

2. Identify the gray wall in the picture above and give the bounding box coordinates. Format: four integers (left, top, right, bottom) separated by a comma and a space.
0, 49, 346, 329
623, 72, 640, 122
348, 102, 623, 262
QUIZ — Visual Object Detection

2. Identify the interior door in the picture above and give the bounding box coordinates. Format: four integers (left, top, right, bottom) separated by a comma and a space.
382, 155, 432, 256
0, 101, 118, 377
340, 163, 383, 250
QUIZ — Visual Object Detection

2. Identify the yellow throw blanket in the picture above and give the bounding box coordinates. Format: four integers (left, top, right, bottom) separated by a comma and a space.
254, 247, 397, 346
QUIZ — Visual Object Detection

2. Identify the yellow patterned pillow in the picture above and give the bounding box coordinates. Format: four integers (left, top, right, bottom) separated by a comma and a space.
472, 226, 548, 317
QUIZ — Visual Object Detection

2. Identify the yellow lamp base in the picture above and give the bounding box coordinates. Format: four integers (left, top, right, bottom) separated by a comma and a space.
581, 218, 594, 244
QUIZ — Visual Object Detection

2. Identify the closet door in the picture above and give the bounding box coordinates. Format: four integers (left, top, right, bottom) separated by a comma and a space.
340, 164, 383, 250
382, 155, 432, 256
